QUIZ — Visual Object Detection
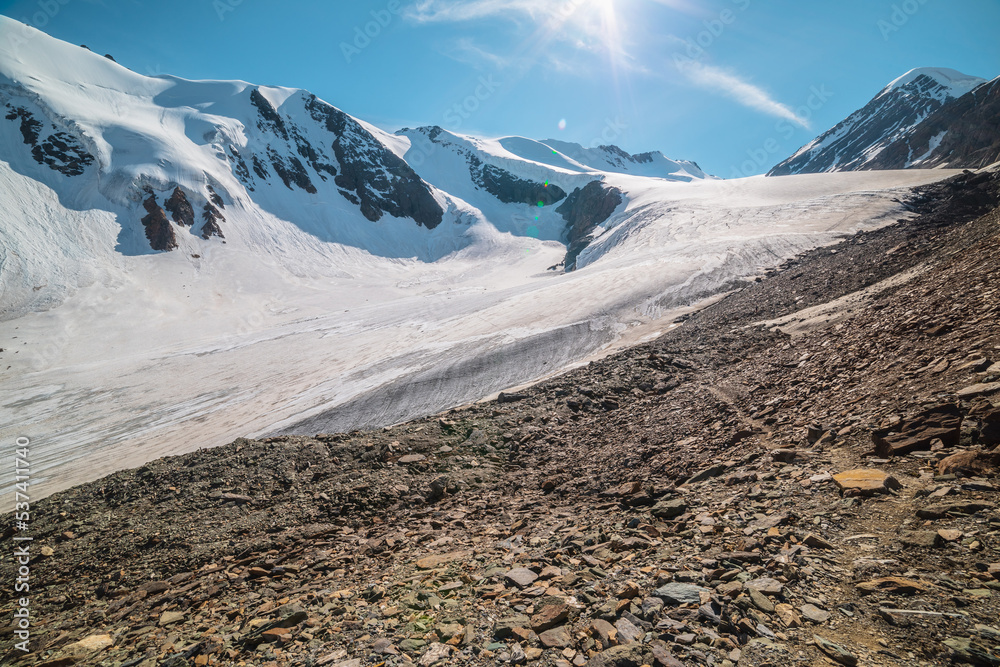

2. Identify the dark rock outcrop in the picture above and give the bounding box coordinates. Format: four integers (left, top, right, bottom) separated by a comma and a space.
468, 154, 566, 207
201, 202, 225, 240
4, 104, 95, 177
557, 181, 624, 270
206, 185, 225, 209
140, 194, 177, 251
305, 95, 444, 228
164, 187, 195, 227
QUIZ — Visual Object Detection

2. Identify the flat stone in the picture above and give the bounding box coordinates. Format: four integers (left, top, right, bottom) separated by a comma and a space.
938, 529, 963, 542
220, 492, 253, 503
649, 641, 685, 667
687, 463, 727, 484
875, 426, 959, 457
802, 533, 835, 549
651, 498, 687, 519
654, 582, 709, 605
538, 624, 573, 649
415, 551, 469, 570
800, 604, 831, 623
833, 469, 901, 495
746, 577, 784, 596
775, 603, 800, 628
943, 637, 1000, 665
813, 634, 858, 666
615, 616, 643, 644
585, 644, 649, 667
505, 567, 539, 588
419, 643, 453, 666
957, 382, 1000, 399
900, 530, 941, 548
64, 634, 114, 657
749, 588, 775, 613
399, 638, 427, 653
139, 580, 171, 595
531, 599, 570, 632
717, 550, 763, 562
590, 618, 617, 645
916, 501, 994, 519
856, 577, 926, 595
159, 611, 186, 626
398, 454, 427, 464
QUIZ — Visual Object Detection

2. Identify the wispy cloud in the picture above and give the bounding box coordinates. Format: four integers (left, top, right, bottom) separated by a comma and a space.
677, 60, 811, 128
444, 37, 516, 69
404, 0, 564, 23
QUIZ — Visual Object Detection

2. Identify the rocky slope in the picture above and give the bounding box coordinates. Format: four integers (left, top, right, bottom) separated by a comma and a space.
769, 68, 988, 176
2, 171, 999, 667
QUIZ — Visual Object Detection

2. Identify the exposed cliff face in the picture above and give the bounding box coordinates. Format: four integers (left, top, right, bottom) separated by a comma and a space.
556, 181, 624, 270
164, 187, 195, 227
3, 102, 95, 177
201, 202, 225, 240
140, 194, 177, 252
304, 96, 444, 229
769, 68, 986, 176
468, 154, 567, 207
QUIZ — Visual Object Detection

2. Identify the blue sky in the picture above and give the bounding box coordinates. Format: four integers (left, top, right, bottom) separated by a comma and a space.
1, 0, 997, 176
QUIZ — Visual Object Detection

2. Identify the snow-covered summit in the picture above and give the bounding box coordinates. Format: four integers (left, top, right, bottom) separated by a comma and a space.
879, 67, 986, 101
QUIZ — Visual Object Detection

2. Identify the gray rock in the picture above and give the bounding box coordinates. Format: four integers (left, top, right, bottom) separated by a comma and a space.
749, 588, 774, 613
687, 463, 727, 484
746, 577, 784, 596
504, 567, 539, 588
586, 644, 650, 667
800, 604, 831, 623
615, 616, 643, 644
814, 634, 859, 666
654, 582, 709, 605
651, 498, 687, 519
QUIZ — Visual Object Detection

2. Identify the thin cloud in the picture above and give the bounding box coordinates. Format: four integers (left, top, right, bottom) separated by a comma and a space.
678, 60, 811, 129
404, 0, 553, 23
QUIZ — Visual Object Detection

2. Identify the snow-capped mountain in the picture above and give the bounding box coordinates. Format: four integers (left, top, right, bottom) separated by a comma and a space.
861, 76, 1000, 170
0, 14, 717, 320
769, 67, 987, 175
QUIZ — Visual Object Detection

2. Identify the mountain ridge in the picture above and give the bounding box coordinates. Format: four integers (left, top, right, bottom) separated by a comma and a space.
769, 67, 995, 175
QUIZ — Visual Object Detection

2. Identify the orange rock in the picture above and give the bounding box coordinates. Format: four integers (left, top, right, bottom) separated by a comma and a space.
856, 577, 926, 595
833, 469, 901, 495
